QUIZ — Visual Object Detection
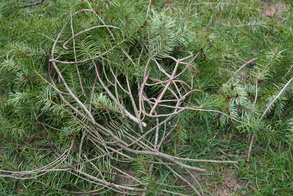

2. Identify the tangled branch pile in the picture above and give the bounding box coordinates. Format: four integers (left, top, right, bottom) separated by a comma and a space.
1, 0, 292, 195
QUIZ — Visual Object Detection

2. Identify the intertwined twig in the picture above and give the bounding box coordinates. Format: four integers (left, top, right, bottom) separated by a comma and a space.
1, 1, 242, 195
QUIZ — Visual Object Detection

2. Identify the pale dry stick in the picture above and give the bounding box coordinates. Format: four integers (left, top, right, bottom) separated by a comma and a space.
146, 0, 152, 18
70, 151, 113, 169
0, 139, 74, 178
108, 66, 130, 93
80, 109, 117, 136
233, 58, 258, 76
157, 121, 178, 149
39, 124, 61, 156
143, 91, 160, 149
136, 51, 195, 161
118, 145, 207, 172
261, 77, 293, 119
151, 56, 197, 87
105, 124, 156, 157
47, 73, 129, 145
149, 61, 190, 99
0, 169, 70, 180
174, 156, 238, 164
222, 23, 266, 27
145, 96, 185, 107
89, 76, 98, 113
142, 89, 197, 160
163, 51, 199, 79
84, 129, 120, 153
69, 7, 86, 98
100, 56, 135, 72
47, 17, 136, 145
142, 87, 196, 120
148, 59, 182, 115
125, 112, 175, 149
52, 62, 113, 141
67, 171, 123, 194
21, 0, 44, 7
0, 139, 74, 175
0, 167, 69, 179
35, 32, 62, 42
171, 78, 186, 98
94, 62, 147, 127
165, 164, 202, 196
146, 78, 184, 87
141, 105, 184, 118
50, 17, 68, 58
149, 53, 194, 115
119, 49, 146, 131
162, 190, 190, 196
77, 114, 131, 150
147, 77, 193, 91
138, 82, 148, 124
48, 19, 96, 122
145, 160, 178, 167
173, 63, 198, 85
171, 72, 195, 97
72, 8, 93, 15
36, 179, 107, 195
122, 49, 138, 67
81, 144, 134, 173
185, 169, 204, 196
51, 61, 96, 122
81, 129, 109, 159
136, 42, 145, 66
247, 77, 293, 162
113, 122, 156, 150
34, 71, 71, 96
50, 35, 132, 64
121, 129, 153, 149
108, 66, 127, 119
70, 105, 114, 139
252, 80, 259, 111
165, 51, 194, 62
152, 104, 248, 125
151, 53, 196, 81
247, 133, 255, 163
223, 58, 258, 86
62, 25, 119, 49
283, 64, 293, 78
86, 133, 112, 153
152, 57, 172, 77
138, 44, 165, 119
126, 74, 145, 132
85, 155, 108, 182
101, 62, 115, 86
38, 121, 62, 131
38, 70, 109, 139
107, 66, 131, 104
37, 69, 113, 136
111, 164, 145, 185
191, 2, 234, 5
84, 0, 116, 40
140, 92, 160, 191
105, 104, 167, 151
247, 79, 259, 162
106, 145, 136, 162
71, 169, 146, 192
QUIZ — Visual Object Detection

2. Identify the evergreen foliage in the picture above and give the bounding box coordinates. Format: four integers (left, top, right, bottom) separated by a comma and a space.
0, 0, 292, 195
